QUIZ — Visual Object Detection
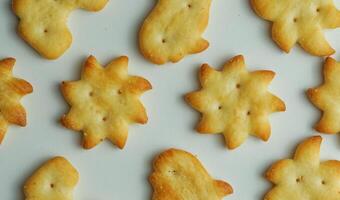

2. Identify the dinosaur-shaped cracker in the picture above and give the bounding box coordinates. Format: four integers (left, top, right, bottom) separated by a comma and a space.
307, 57, 340, 134
12, 0, 108, 59
265, 136, 340, 200
61, 55, 152, 149
185, 55, 286, 149
150, 148, 233, 200
139, 0, 212, 65
251, 0, 340, 56
24, 156, 79, 200
0, 58, 33, 144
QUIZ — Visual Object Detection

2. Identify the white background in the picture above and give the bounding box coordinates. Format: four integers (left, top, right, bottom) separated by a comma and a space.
1, 0, 340, 199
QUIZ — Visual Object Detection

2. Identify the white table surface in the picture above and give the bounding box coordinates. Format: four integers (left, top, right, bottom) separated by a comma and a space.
1, 0, 340, 199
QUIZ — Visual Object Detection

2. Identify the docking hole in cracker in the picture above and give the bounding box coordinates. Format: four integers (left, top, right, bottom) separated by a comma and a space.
265, 136, 340, 200
185, 55, 286, 149
61, 55, 152, 149
0, 58, 33, 144
12, 0, 108, 59
251, 0, 340, 56
24, 156, 79, 200
307, 57, 340, 134
150, 148, 233, 200
139, 0, 212, 65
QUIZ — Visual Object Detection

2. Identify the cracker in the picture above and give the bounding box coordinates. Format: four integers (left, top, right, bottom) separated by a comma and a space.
139, 0, 212, 65
24, 156, 79, 200
265, 136, 340, 200
307, 57, 340, 134
61, 55, 152, 149
150, 148, 233, 200
185, 55, 286, 149
251, 0, 340, 56
0, 58, 33, 144
12, 0, 108, 59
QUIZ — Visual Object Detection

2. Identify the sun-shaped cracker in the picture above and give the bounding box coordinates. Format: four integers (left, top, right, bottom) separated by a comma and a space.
185, 55, 286, 149
251, 0, 340, 56
150, 148, 233, 200
12, 0, 108, 59
307, 57, 340, 134
265, 136, 340, 200
0, 58, 33, 144
61, 55, 152, 149
24, 156, 79, 200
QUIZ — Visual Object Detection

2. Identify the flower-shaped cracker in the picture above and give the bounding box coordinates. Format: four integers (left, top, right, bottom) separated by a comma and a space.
61, 55, 152, 149
251, 0, 340, 56
265, 136, 340, 200
307, 57, 340, 134
185, 55, 286, 149
0, 58, 33, 144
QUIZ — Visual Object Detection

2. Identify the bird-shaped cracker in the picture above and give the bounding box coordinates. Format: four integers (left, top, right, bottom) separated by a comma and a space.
185, 55, 286, 149
150, 148, 233, 200
61, 55, 152, 149
307, 57, 340, 134
0, 58, 33, 144
139, 0, 212, 65
24, 156, 79, 200
265, 136, 340, 200
12, 0, 108, 59
251, 0, 340, 56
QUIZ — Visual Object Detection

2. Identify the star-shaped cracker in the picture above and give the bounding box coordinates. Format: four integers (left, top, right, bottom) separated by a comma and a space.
307, 57, 340, 134
61, 55, 152, 149
0, 58, 33, 144
185, 55, 286, 149
139, 0, 212, 64
24, 156, 79, 200
265, 136, 340, 200
150, 148, 233, 200
251, 0, 340, 56
12, 0, 108, 59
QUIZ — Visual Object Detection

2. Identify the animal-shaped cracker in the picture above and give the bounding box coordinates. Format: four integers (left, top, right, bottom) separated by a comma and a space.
265, 136, 340, 200
307, 57, 340, 134
185, 55, 286, 149
150, 148, 233, 200
139, 0, 212, 65
12, 0, 108, 59
61, 55, 152, 149
0, 58, 33, 144
24, 156, 79, 200
251, 0, 340, 56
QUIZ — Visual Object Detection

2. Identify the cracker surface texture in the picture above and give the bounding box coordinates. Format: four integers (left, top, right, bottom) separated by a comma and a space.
185, 55, 286, 149
0, 58, 33, 144
265, 136, 340, 200
251, 0, 340, 56
24, 156, 79, 200
307, 57, 340, 134
12, 0, 108, 59
61, 55, 152, 149
139, 0, 212, 65
150, 148, 233, 200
